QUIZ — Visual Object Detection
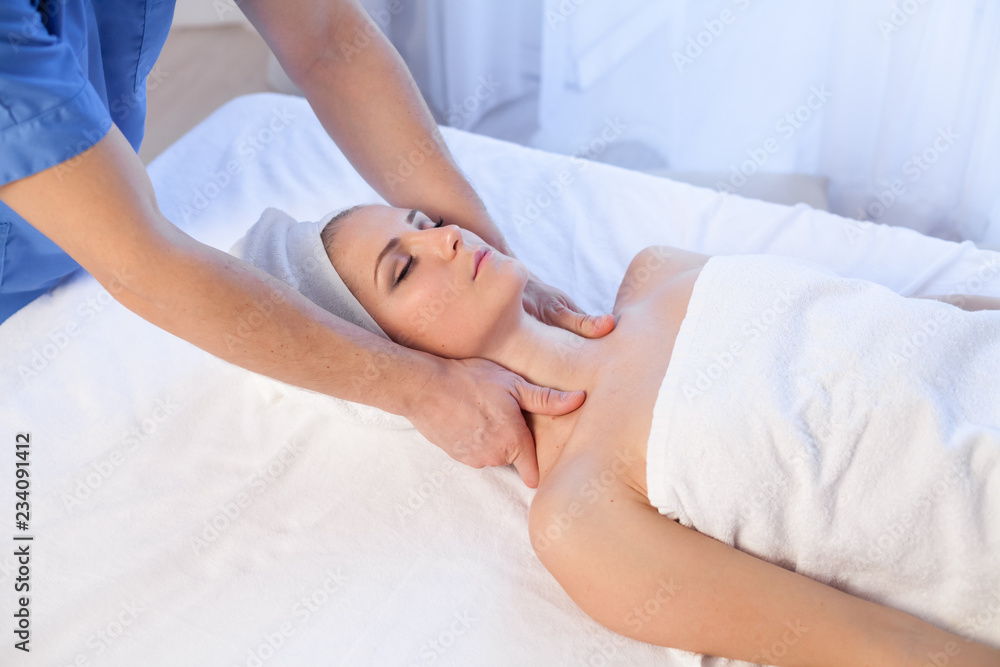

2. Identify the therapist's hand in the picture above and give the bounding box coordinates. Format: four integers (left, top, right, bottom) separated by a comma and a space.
522, 271, 616, 339
405, 357, 586, 489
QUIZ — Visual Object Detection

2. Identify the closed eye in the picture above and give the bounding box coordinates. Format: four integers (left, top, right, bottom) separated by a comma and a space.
395, 216, 445, 285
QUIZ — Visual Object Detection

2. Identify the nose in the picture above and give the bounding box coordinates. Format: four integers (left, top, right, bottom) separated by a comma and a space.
409, 223, 462, 260
441, 225, 462, 256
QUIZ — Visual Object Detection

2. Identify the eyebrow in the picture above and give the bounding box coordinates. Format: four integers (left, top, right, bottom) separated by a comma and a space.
374, 209, 419, 290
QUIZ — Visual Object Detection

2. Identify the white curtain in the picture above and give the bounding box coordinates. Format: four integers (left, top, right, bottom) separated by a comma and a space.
364, 0, 1000, 247
359, 0, 540, 131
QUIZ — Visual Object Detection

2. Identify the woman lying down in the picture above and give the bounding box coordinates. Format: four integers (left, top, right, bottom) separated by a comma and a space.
232, 204, 1000, 666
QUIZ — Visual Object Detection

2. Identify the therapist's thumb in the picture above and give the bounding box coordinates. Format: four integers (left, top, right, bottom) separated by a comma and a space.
515, 382, 586, 417
508, 431, 540, 490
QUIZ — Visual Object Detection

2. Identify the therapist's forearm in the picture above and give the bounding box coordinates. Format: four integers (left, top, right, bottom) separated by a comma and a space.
289, 1, 513, 255
0, 126, 437, 418
115, 231, 439, 417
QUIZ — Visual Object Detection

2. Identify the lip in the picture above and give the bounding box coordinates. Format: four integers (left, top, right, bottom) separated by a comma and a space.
473, 247, 492, 279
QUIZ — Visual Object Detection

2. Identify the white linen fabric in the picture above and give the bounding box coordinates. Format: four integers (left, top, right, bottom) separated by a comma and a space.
1, 92, 1000, 666
361, 1, 1000, 246
647, 252, 1000, 650
536, 0, 1000, 247
358, 0, 540, 132
540, 0, 1000, 248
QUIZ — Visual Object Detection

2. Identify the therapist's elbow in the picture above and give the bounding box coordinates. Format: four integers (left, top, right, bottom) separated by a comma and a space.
292, 7, 395, 86
89, 216, 197, 308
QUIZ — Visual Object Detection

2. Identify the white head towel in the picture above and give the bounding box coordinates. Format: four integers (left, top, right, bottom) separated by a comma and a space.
229, 206, 413, 430
229, 206, 389, 339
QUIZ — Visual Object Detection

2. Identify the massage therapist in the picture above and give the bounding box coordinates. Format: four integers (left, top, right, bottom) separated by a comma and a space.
0, 0, 615, 488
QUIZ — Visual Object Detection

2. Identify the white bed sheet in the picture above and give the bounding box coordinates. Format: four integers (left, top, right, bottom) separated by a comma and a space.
2, 92, 999, 667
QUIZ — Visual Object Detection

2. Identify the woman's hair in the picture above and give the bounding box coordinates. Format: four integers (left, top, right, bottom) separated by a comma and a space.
320, 204, 368, 258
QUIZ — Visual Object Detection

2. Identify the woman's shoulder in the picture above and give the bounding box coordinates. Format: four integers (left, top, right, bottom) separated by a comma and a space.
613, 245, 711, 314
531, 438, 649, 523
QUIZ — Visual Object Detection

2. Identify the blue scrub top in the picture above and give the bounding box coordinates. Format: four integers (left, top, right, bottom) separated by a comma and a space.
0, 0, 175, 324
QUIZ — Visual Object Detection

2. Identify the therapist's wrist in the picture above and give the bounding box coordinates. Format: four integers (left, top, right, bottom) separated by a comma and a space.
375, 343, 448, 420
400, 184, 509, 255
485, 229, 514, 257
416, 201, 512, 257
457, 210, 513, 257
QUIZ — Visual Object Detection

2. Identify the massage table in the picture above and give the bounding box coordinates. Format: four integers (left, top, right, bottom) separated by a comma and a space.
1, 92, 998, 667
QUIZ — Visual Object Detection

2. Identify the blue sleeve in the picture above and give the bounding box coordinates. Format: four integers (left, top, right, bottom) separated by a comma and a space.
0, 0, 113, 187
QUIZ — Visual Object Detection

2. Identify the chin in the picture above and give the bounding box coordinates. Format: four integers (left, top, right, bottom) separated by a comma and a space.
499, 254, 531, 292
488, 260, 529, 307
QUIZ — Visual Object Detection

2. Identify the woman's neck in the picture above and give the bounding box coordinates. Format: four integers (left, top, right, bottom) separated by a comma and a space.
482, 311, 614, 484
487, 311, 606, 392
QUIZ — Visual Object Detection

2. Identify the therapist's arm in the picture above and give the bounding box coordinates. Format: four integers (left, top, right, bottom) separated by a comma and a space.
237, 0, 616, 340
238, 0, 506, 253
0, 125, 585, 488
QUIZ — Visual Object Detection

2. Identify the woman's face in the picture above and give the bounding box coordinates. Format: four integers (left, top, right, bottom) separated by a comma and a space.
326, 205, 530, 358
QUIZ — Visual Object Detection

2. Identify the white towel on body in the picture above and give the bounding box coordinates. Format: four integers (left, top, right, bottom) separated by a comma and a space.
646, 253, 1000, 647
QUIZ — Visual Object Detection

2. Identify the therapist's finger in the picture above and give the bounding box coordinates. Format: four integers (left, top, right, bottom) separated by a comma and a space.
550, 305, 617, 339
514, 381, 586, 417
508, 382, 585, 489
507, 429, 540, 490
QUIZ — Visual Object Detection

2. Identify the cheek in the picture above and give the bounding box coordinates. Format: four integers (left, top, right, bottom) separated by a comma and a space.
382, 263, 527, 356
414, 291, 480, 355
380, 283, 471, 351
431, 272, 527, 354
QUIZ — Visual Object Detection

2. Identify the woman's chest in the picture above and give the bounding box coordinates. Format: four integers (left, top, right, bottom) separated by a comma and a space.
567, 259, 707, 500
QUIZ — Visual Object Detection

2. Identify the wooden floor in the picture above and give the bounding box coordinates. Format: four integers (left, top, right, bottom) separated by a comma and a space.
139, 24, 277, 165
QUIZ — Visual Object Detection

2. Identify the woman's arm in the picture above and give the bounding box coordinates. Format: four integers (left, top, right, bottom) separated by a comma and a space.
528, 481, 1000, 666
912, 294, 1000, 311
